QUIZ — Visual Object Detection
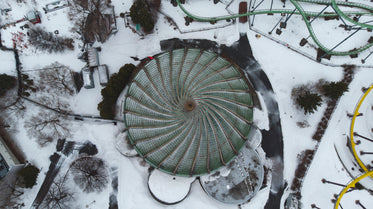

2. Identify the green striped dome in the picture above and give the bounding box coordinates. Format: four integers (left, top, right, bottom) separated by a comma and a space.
124, 48, 254, 176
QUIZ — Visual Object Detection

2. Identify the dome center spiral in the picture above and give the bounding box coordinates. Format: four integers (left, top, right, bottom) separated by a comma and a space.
184, 100, 196, 111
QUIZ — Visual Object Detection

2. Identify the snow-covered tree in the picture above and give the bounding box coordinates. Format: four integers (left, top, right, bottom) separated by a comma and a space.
37, 62, 76, 96
70, 156, 109, 193
0, 178, 25, 208
40, 177, 74, 209
24, 109, 70, 146
28, 27, 74, 53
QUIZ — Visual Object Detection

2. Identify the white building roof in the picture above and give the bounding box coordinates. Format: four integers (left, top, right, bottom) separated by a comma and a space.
87, 47, 99, 67
97, 65, 108, 85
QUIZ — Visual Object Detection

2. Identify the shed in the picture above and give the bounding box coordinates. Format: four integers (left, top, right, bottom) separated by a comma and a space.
97, 65, 109, 86
81, 66, 95, 89
87, 47, 99, 68
45, 0, 69, 13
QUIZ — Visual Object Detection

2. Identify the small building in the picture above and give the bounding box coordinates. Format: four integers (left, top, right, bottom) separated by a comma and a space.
25, 11, 41, 25
0, 135, 23, 179
105, 6, 118, 35
44, 0, 69, 13
87, 47, 99, 68
81, 66, 95, 89
96, 65, 109, 86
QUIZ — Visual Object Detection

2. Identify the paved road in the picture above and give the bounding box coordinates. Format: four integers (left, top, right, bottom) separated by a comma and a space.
220, 34, 285, 209
30, 140, 76, 208
31, 152, 63, 209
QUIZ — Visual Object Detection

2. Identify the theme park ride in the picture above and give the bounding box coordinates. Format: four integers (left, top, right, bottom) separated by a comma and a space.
176, 0, 373, 61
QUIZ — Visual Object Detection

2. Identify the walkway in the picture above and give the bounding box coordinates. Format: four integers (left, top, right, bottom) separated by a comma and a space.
30, 140, 75, 208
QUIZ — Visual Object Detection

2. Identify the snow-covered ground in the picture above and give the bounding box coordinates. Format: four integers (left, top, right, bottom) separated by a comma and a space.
0, 50, 16, 75
1, 0, 373, 208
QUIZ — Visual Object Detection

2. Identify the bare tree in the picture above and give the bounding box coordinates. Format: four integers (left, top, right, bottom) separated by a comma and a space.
35, 95, 71, 113
0, 178, 25, 209
68, 0, 87, 33
0, 93, 26, 116
24, 110, 70, 146
40, 177, 74, 209
7, 189, 25, 209
70, 156, 109, 193
69, 0, 114, 43
37, 62, 76, 96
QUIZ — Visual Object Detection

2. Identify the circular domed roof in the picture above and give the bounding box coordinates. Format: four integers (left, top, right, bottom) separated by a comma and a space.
124, 48, 254, 176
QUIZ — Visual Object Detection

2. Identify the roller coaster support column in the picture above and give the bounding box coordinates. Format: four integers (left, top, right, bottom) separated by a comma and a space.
360, 151, 373, 155
354, 132, 373, 143
280, 8, 296, 29
319, 28, 361, 60
251, 0, 265, 11
300, 5, 330, 46
250, 0, 265, 26
355, 200, 367, 209
269, 16, 284, 34
361, 51, 373, 64
268, 0, 274, 14
311, 204, 321, 209
321, 178, 348, 188
309, 5, 329, 24
331, 4, 350, 28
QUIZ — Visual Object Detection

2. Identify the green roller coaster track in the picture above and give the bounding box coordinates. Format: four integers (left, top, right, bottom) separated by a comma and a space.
176, 0, 373, 57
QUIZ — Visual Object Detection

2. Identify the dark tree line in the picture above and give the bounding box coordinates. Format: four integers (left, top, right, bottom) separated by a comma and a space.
0, 73, 27, 117
0, 74, 16, 97
98, 64, 136, 119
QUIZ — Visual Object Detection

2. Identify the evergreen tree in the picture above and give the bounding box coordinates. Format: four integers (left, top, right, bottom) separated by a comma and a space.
322, 81, 349, 100
296, 91, 322, 114
130, 0, 155, 32
0, 74, 16, 97
17, 165, 40, 188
